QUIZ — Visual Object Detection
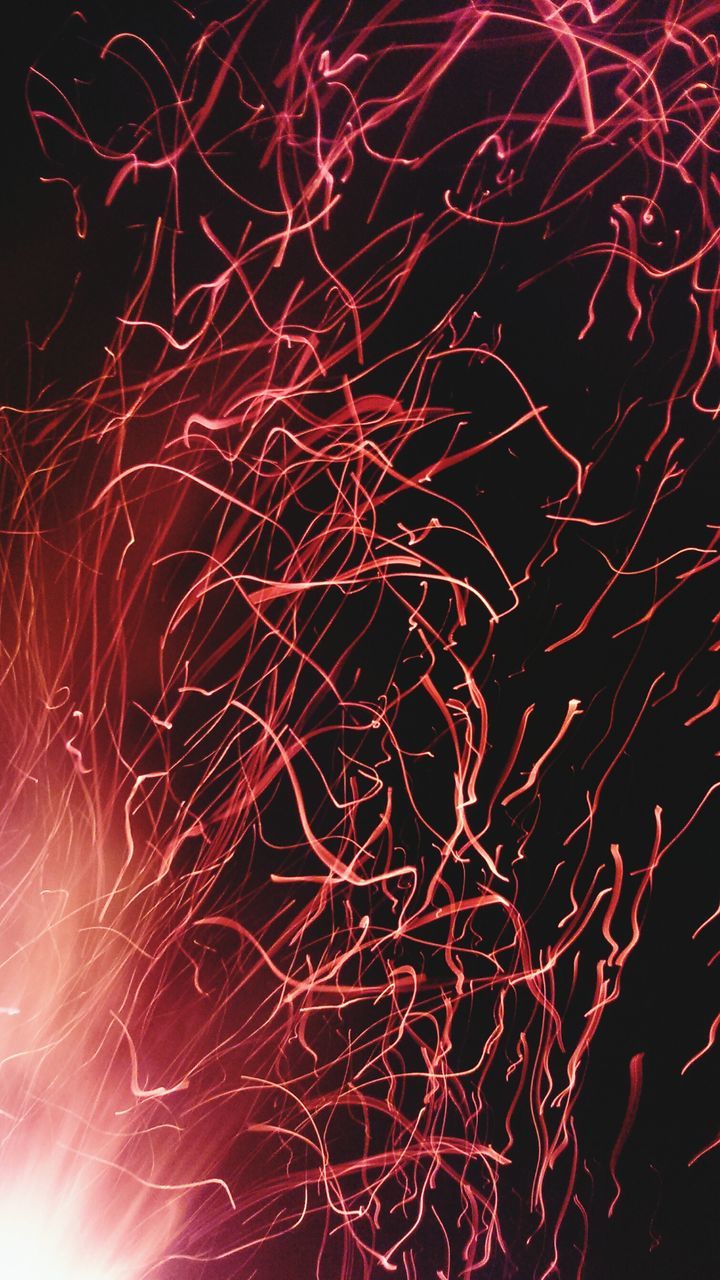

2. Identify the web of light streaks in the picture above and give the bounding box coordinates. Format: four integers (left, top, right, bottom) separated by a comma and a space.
1, 2, 718, 1278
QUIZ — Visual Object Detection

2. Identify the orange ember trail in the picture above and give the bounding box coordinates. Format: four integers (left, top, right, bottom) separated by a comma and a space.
0, 2, 718, 1278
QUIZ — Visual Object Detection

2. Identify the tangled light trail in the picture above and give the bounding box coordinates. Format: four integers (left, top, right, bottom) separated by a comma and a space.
1, 2, 718, 1277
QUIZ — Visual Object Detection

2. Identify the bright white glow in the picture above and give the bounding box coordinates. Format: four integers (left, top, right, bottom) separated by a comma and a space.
0, 1189, 113, 1280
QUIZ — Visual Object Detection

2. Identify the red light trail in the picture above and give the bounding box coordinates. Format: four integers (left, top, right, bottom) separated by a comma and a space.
0, 2, 717, 1277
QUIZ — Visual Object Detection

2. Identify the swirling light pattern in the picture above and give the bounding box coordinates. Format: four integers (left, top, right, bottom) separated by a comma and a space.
1, 1, 718, 1277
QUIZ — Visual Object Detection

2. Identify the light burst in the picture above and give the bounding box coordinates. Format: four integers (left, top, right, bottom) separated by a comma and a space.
0, 2, 718, 1277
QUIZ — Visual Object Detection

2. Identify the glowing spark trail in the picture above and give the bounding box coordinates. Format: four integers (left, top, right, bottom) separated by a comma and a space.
0, 2, 718, 1277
